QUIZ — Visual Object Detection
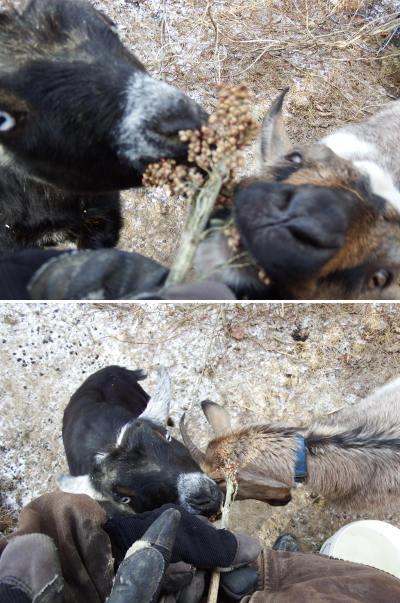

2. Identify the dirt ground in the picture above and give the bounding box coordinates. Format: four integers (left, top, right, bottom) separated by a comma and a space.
2, 302, 400, 555
89, 0, 400, 269
4, 0, 395, 271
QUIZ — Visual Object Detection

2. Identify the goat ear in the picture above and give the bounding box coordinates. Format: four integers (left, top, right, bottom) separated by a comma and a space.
201, 400, 231, 435
260, 87, 293, 165
139, 366, 171, 426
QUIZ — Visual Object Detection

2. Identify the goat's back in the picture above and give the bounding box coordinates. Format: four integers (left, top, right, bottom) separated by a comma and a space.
62, 366, 149, 474
305, 376, 400, 452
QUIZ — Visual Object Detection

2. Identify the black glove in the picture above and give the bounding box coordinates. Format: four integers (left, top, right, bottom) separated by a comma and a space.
107, 507, 181, 603
0, 249, 66, 300
104, 504, 261, 603
27, 249, 169, 299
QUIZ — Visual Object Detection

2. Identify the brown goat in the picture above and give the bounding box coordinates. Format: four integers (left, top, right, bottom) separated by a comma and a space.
181, 377, 400, 511
195, 89, 400, 299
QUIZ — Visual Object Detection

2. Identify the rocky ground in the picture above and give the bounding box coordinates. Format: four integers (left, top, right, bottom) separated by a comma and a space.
2, 302, 400, 553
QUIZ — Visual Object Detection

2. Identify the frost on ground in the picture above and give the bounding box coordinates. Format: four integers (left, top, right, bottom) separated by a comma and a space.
2, 302, 400, 551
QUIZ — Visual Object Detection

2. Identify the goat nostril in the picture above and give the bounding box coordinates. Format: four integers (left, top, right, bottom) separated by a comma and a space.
370, 269, 392, 289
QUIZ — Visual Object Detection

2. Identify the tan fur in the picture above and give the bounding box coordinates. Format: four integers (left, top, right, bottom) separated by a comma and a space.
202, 377, 400, 511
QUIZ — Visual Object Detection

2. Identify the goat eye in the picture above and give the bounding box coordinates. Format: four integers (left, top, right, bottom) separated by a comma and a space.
120, 496, 131, 504
370, 269, 392, 289
0, 111, 17, 132
286, 152, 303, 165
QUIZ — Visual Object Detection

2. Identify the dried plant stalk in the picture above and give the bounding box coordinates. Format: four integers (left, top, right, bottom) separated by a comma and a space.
143, 83, 258, 287
207, 465, 238, 603
166, 163, 230, 285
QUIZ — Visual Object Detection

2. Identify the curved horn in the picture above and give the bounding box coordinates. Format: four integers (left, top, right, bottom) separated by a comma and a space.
179, 414, 205, 466
139, 366, 171, 426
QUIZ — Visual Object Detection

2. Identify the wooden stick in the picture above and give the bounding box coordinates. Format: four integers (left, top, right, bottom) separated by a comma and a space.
164, 161, 230, 287
207, 473, 238, 603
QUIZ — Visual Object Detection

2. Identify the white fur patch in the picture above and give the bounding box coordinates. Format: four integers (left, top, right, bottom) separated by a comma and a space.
370, 375, 400, 397
139, 367, 171, 426
322, 131, 400, 211
177, 472, 216, 512
116, 422, 130, 447
125, 540, 151, 558
117, 73, 184, 163
56, 473, 108, 500
322, 132, 375, 161
0, 144, 13, 167
94, 451, 108, 464
353, 161, 400, 212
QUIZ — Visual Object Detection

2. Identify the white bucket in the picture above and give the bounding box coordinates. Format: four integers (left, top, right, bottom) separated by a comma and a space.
320, 520, 400, 578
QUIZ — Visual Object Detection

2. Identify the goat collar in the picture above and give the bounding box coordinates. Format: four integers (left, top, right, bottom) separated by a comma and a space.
294, 435, 307, 483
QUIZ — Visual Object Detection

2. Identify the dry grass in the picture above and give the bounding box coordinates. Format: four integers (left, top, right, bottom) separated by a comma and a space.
102, 0, 399, 265
3, 303, 400, 546
0, 493, 18, 534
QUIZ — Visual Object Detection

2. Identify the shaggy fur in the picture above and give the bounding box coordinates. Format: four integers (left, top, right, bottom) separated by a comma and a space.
0, 0, 203, 252
186, 377, 400, 512
195, 89, 400, 300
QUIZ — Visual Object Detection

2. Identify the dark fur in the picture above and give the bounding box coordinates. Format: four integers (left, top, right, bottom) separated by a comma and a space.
0, 0, 204, 252
60, 366, 222, 516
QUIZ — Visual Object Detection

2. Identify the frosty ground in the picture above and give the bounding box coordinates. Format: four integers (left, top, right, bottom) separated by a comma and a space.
2, 302, 400, 552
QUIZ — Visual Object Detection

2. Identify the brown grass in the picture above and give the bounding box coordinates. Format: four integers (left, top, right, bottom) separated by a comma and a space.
108, 0, 399, 265
2, 0, 399, 268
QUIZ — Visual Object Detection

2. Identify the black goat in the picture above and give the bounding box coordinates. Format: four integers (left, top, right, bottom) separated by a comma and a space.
57, 366, 223, 517
0, 0, 205, 252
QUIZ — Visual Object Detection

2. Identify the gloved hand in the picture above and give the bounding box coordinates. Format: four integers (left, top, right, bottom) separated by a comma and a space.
104, 504, 261, 603
27, 249, 169, 299
107, 508, 181, 603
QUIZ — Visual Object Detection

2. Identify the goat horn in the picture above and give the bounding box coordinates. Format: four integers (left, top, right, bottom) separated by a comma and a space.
179, 414, 205, 465
139, 366, 171, 426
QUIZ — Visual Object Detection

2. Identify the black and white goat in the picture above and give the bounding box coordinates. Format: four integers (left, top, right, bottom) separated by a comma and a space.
0, 0, 205, 252
57, 366, 223, 517
195, 89, 400, 299
181, 376, 400, 512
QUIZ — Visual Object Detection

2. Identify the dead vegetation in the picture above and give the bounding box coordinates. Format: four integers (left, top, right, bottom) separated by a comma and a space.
1, 0, 398, 270
91, 0, 399, 267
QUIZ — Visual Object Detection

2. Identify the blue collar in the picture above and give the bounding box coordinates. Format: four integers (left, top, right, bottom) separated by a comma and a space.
294, 435, 307, 483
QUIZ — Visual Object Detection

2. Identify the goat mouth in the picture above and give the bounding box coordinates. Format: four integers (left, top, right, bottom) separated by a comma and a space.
267, 496, 292, 507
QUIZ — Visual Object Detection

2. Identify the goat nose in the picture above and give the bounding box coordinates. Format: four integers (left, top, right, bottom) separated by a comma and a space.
233, 181, 349, 283
186, 481, 223, 512
155, 97, 207, 136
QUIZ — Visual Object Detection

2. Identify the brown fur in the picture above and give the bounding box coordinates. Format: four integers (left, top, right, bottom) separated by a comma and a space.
200, 377, 400, 512
196, 91, 400, 299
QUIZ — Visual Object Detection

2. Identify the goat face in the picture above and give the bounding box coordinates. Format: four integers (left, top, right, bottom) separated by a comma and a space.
91, 418, 222, 515
180, 403, 292, 507
0, 0, 205, 194
196, 89, 400, 299
57, 367, 222, 517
